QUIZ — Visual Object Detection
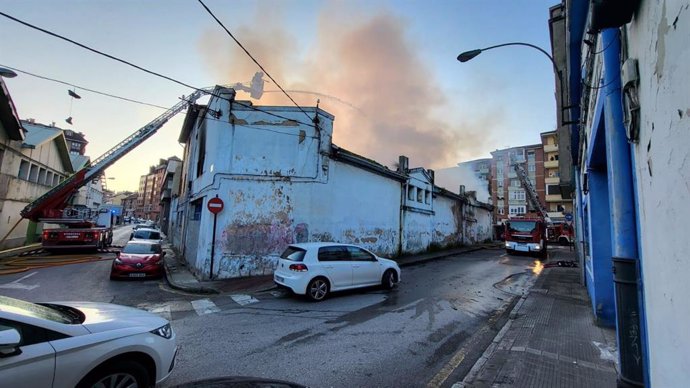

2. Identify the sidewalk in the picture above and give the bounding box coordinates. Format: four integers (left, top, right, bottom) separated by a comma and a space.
161, 242, 498, 295
455, 248, 619, 387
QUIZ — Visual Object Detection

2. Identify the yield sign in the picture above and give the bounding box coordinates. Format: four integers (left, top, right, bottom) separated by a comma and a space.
207, 196, 224, 214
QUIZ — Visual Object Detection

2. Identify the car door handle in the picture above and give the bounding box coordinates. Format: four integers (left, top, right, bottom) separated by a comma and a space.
324, 266, 334, 269
352, 265, 360, 268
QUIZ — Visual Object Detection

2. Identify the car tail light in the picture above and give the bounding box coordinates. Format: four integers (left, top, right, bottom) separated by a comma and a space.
289, 263, 308, 272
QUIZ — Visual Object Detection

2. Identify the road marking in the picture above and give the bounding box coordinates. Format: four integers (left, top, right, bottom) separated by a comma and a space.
231, 294, 260, 306
427, 347, 467, 388
0, 271, 39, 290
191, 298, 220, 315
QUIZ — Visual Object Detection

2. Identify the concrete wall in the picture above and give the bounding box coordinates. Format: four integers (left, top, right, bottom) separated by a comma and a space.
177, 93, 493, 279
626, 2, 690, 386
0, 137, 71, 248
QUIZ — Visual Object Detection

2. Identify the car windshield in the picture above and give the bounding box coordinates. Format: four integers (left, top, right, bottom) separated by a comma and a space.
280, 246, 306, 262
0, 296, 73, 324
134, 230, 160, 240
123, 243, 161, 254
508, 221, 537, 233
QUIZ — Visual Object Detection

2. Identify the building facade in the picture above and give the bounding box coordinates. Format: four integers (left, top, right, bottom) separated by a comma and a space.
172, 87, 492, 280
490, 144, 545, 224
553, 1, 690, 386
540, 130, 572, 221
0, 80, 74, 248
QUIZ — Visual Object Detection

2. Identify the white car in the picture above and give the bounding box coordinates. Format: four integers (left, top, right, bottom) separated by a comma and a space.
274, 242, 401, 301
0, 296, 177, 388
130, 227, 162, 243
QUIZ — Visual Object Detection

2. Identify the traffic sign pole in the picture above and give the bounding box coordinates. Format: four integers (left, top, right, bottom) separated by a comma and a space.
207, 195, 224, 280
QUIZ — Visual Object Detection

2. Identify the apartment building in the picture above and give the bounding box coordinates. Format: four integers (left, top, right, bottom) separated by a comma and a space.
540, 130, 572, 221
490, 144, 545, 224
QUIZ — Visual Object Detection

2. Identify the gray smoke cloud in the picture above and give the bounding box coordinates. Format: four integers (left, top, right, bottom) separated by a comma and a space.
197, 3, 496, 170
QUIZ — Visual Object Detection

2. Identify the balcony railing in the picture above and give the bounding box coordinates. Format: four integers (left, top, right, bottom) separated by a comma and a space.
543, 144, 558, 153
544, 160, 559, 168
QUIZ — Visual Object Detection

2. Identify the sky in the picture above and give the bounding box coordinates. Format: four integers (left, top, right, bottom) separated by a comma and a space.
0, 0, 560, 193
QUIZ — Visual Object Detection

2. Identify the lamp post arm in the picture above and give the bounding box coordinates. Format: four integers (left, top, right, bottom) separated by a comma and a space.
473, 42, 569, 127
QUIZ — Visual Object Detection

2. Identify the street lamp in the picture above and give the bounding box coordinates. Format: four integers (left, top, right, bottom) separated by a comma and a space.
457, 42, 572, 126
0, 67, 18, 78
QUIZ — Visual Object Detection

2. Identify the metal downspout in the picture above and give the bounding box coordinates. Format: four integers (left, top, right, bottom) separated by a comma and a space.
602, 27, 646, 387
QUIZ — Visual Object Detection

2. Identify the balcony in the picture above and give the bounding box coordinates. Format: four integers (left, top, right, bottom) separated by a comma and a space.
543, 143, 558, 153
545, 194, 563, 202
545, 176, 560, 184
544, 160, 559, 169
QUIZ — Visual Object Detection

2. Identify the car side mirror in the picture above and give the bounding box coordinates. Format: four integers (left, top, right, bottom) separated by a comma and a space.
0, 328, 22, 358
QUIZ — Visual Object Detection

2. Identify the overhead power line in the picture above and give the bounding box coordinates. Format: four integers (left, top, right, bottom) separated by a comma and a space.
0, 10, 318, 128
0, 64, 168, 109
196, 0, 314, 122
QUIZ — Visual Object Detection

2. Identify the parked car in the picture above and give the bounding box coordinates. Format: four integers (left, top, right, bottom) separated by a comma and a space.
130, 227, 162, 242
274, 242, 401, 301
111, 240, 165, 279
0, 295, 177, 388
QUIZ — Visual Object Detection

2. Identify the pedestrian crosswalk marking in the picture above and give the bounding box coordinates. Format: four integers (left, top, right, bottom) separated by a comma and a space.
191, 298, 220, 315
231, 294, 259, 306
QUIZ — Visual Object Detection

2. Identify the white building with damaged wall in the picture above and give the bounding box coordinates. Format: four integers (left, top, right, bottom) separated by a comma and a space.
173, 86, 492, 279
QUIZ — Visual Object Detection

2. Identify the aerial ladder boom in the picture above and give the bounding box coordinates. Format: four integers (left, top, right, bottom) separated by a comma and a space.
21, 87, 213, 221
510, 154, 551, 223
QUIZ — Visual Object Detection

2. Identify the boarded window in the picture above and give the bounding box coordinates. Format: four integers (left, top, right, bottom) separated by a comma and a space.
18, 160, 29, 180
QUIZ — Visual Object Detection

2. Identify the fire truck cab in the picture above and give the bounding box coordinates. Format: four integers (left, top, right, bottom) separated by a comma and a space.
504, 215, 548, 259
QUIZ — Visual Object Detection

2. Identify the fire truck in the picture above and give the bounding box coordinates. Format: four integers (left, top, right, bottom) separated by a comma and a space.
19, 87, 217, 252
503, 154, 551, 259
547, 221, 574, 245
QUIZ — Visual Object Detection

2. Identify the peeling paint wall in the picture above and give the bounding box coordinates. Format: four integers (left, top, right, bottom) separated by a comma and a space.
175, 91, 492, 279
626, 2, 690, 386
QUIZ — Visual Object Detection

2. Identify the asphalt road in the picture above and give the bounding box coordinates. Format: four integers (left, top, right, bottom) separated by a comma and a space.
0, 238, 544, 387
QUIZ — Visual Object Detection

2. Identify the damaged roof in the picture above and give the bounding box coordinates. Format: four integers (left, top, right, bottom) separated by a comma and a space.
330, 144, 407, 182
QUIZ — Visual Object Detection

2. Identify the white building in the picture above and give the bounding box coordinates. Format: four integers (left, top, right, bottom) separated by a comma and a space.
555, 1, 690, 386
0, 79, 74, 248
173, 87, 492, 279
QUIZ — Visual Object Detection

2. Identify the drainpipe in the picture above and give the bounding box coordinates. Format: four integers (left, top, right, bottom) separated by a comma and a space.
601, 28, 646, 388
574, 171, 585, 285
398, 181, 405, 257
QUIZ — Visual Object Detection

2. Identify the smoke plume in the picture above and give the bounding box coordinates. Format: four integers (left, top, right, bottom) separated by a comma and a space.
197, 3, 492, 170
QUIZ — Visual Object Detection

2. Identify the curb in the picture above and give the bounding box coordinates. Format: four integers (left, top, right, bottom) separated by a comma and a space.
163, 260, 220, 295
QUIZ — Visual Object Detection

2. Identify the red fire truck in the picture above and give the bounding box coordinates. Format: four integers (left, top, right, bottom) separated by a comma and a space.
504, 215, 548, 259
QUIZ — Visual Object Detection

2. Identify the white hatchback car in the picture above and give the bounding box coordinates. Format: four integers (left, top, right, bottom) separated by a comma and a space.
274, 242, 401, 301
0, 296, 177, 388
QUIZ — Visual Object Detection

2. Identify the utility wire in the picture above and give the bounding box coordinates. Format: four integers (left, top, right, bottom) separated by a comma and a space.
0, 10, 318, 128
0, 64, 169, 110
196, 0, 313, 122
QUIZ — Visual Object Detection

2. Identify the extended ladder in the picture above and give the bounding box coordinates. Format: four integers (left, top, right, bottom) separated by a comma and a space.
510, 154, 551, 223
21, 88, 214, 220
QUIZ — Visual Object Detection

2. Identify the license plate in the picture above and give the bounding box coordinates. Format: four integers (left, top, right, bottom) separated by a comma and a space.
516, 245, 529, 252
129, 273, 146, 278
64, 234, 80, 239
275, 275, 284, 282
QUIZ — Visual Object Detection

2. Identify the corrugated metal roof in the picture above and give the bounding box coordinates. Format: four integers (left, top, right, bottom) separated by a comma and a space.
21, 121, 63, 147
70, 154, 90, 170
20, 120, 73, 173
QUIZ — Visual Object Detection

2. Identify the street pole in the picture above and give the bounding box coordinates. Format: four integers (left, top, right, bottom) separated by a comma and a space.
210, 210, 217, 280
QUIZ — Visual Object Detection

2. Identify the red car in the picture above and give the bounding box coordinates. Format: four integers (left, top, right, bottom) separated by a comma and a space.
110, 241, 166, 279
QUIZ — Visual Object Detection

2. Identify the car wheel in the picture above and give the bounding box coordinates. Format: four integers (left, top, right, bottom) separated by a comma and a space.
307, 277, 329, 302
77, 360, 149, 388
382, 270, 397, 290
